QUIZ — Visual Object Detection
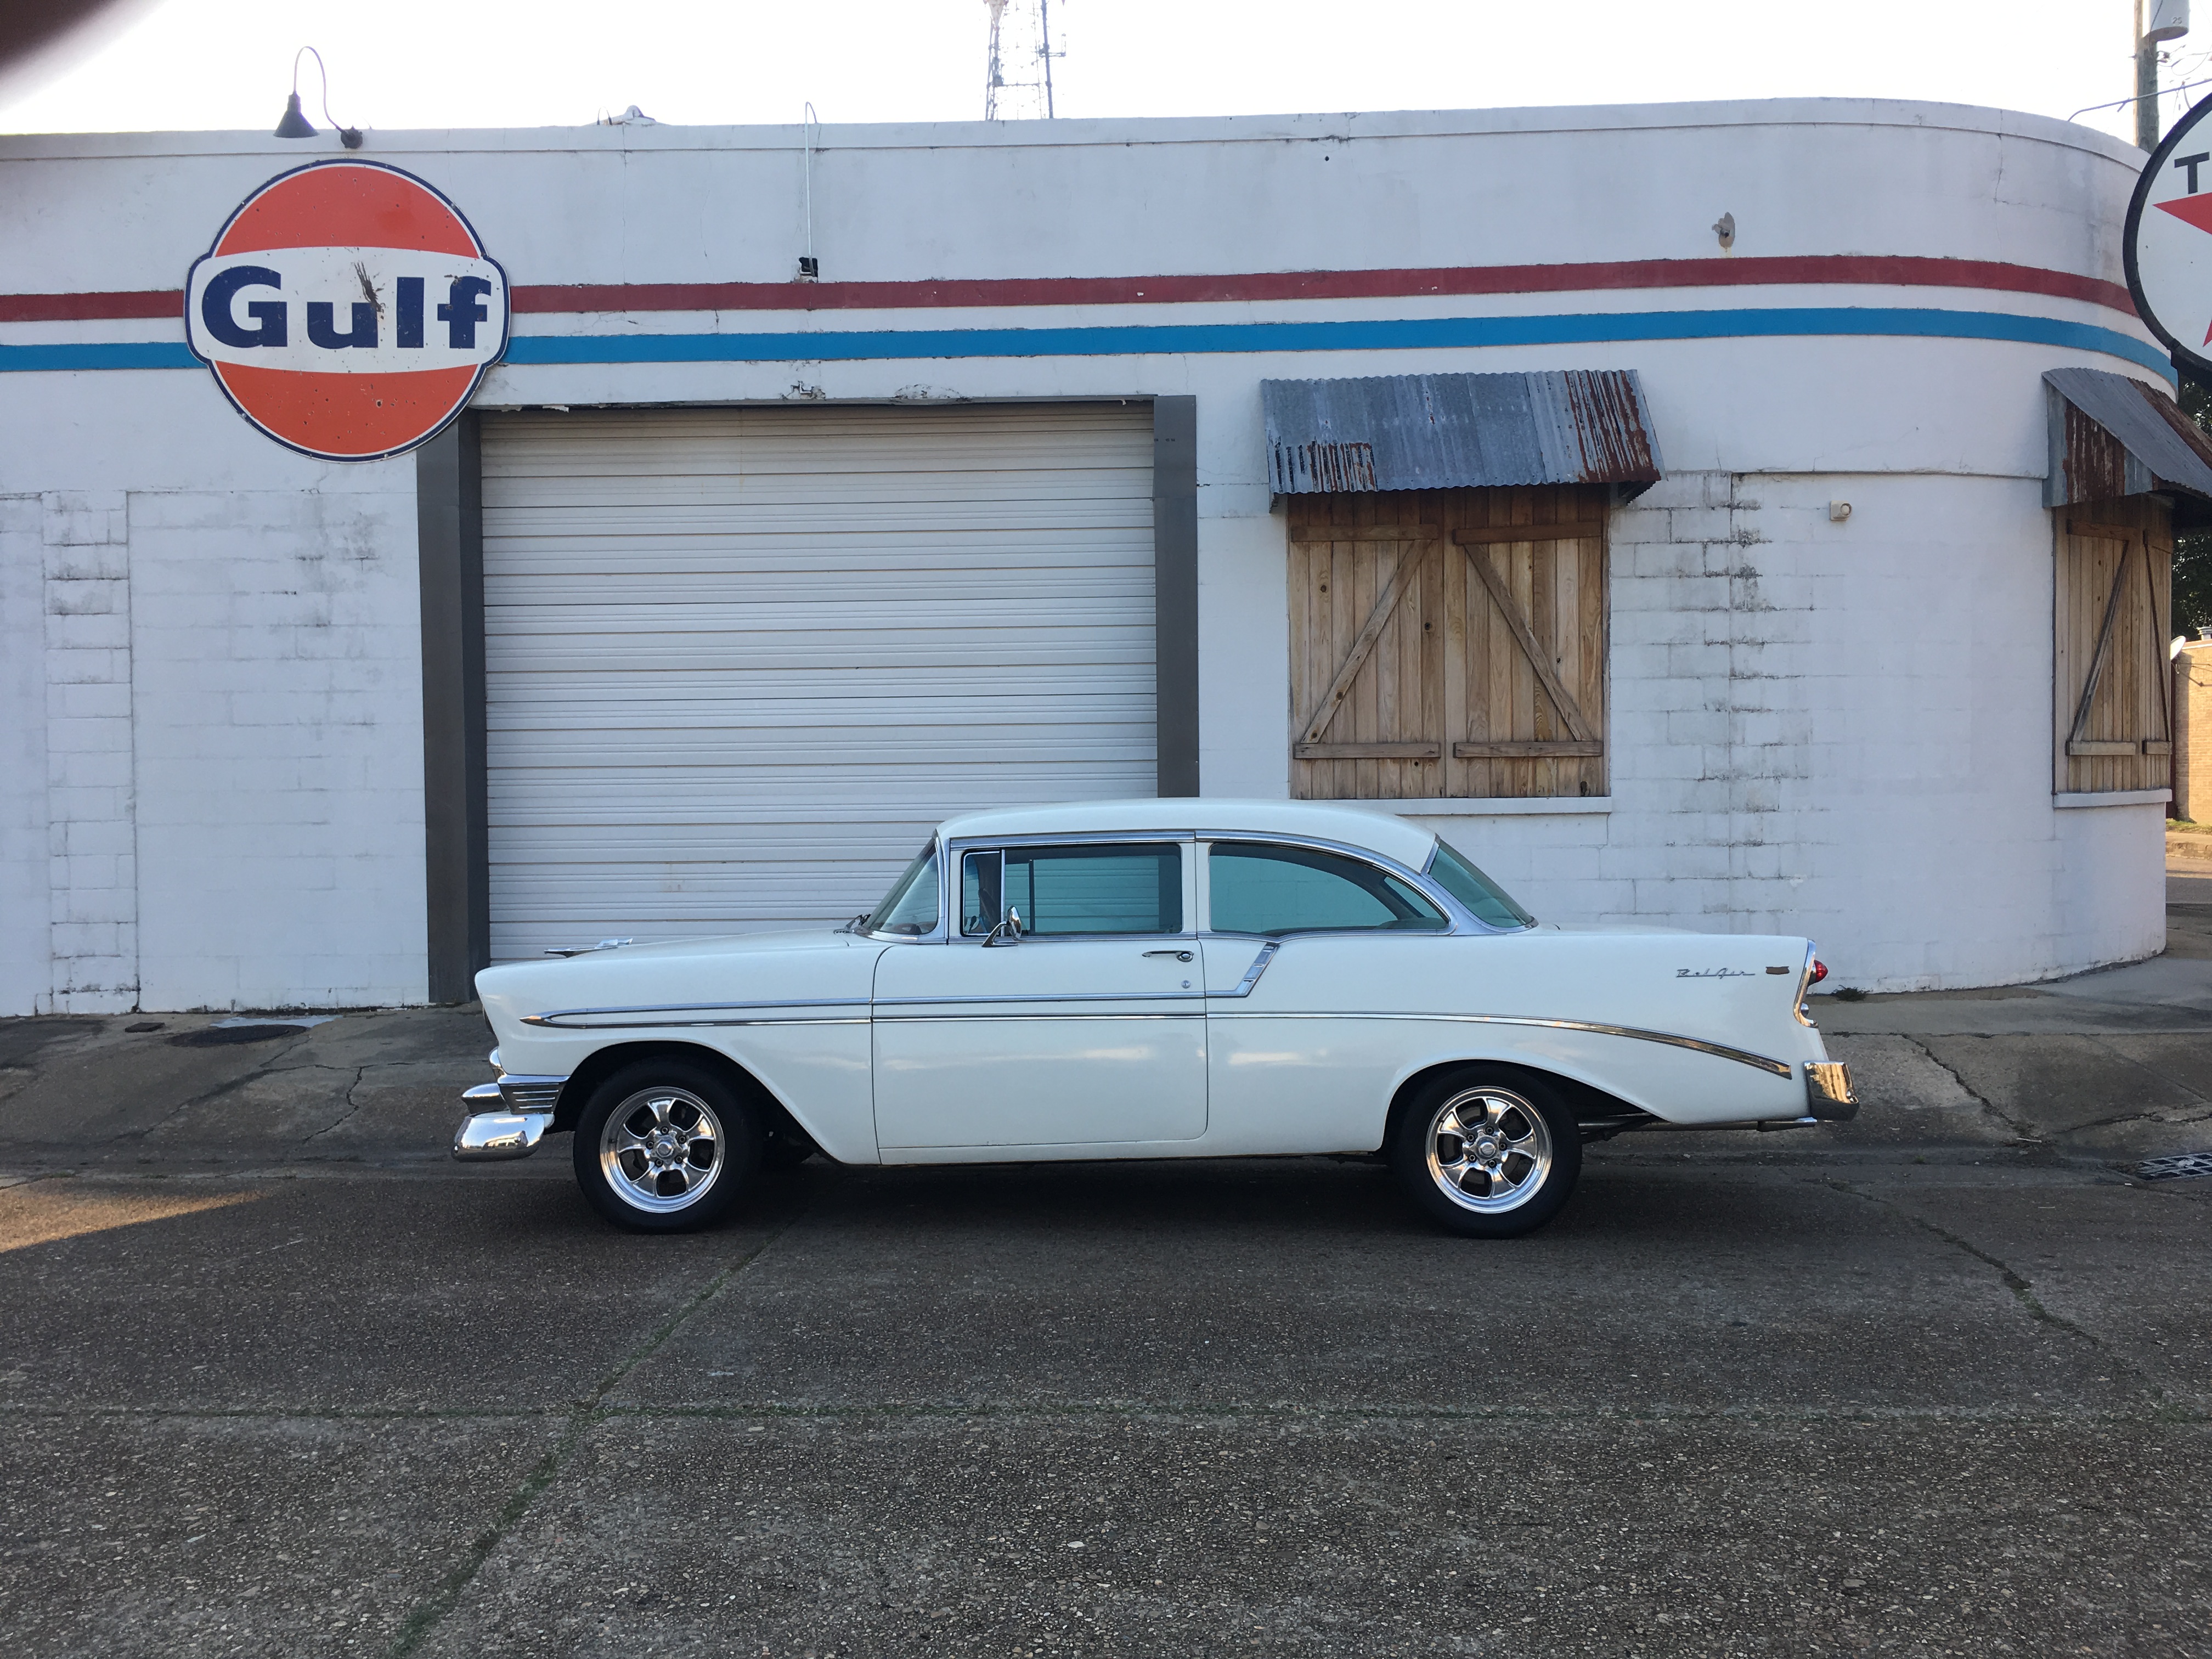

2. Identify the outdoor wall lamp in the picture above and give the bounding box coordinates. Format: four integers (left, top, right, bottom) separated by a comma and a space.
275, 47, 362, 148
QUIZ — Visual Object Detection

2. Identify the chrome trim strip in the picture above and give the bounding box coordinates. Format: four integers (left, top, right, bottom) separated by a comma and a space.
1794, 943, 1821, 1028
494, 1075, 568, 1111
527, 1017, 871, 1031
873, 1011, 1205, 1023
1203, 1010, 1795, 1077
522, 997, 869, 1028
1212, 940, 1280, 998
874, 990, 1205, 1008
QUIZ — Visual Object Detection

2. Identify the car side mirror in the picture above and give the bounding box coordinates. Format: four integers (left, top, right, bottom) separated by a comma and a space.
983, 905, 1024, 947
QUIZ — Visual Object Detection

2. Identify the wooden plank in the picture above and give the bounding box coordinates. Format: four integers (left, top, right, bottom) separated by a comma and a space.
2145, 740, 2174, 755
1449, 523, 1601, 545
1289, 526, 1449, 544
1296, 741, 1444, 759
2066, 740, 2141, 757
1452, 740, 1605, 758
1459, 537, 1598, 744
2067, 535, 2133, 756
1296, 537, 1432, 745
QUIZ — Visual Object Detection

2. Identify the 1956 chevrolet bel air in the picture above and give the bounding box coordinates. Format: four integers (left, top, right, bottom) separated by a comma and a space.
454, 799, 1854, 1238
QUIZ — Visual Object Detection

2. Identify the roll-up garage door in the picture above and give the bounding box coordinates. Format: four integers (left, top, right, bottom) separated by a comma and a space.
480, 403, 1156, 961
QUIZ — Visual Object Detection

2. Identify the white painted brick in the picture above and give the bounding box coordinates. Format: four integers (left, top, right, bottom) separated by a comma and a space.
41, 491, 127, 546
49, 819, 133, 857
46, 681, 131, 720
45, 711, 133, 751
50, 921, 122, 958
43, 544, 128, 582
1667, 506, 1738, 543
1626, 473, 1709, 512
44, 648, 131, 686
43, 578, 127, 618
44, 612, 129, 652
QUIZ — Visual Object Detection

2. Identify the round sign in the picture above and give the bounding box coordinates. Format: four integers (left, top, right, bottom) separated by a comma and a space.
184, 160, 509, 462
2126, 96, 2212, 377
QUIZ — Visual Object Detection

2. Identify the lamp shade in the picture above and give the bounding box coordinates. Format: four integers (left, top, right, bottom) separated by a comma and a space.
274, 92, 315, 138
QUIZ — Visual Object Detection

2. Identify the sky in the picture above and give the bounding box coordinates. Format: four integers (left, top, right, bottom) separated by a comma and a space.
0, 0, 2193, 150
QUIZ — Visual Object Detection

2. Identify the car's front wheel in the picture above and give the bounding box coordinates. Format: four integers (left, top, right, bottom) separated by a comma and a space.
1389, 1067, 1582, 1238
572, 1060, 758, 1232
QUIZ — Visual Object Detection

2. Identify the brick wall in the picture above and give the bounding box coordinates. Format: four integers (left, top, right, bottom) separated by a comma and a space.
2174, 644, 2212, 822
40, 490, 138, 1014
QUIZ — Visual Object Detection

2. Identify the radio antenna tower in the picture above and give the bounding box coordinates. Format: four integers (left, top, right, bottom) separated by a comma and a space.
983, 0, 1060, 121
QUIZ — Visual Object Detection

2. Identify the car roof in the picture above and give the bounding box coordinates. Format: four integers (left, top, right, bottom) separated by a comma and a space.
936, 798, 1439, 870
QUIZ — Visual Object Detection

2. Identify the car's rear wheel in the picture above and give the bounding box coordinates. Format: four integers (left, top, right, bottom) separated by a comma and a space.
572, 1060, 758, 1232
1389, 1068, 1582, 1238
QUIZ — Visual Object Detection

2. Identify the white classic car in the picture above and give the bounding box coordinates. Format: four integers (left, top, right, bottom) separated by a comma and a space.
455, 799, 1853, 1238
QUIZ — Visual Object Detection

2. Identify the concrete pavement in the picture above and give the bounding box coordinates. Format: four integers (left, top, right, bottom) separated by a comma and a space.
2, 890, 2210, 1657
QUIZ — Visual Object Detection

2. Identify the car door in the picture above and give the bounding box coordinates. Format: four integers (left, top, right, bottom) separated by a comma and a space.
1199, 838, 1457, 1155
872, 837, 1207, 1154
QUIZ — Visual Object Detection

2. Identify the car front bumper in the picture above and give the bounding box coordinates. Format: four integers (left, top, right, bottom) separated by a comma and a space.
451, 1073, 569, 1161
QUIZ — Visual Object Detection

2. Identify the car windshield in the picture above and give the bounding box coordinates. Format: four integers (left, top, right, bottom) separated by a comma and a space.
864, 844, 940, 936
1428, 839, 1536, 929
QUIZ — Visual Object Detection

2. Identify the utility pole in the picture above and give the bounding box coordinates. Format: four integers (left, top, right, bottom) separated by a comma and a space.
2139, 0, 2193, 150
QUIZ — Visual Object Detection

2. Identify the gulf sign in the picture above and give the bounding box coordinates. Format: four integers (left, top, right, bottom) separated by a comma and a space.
184, 160, 508, 462
2128, 95, 2212, 377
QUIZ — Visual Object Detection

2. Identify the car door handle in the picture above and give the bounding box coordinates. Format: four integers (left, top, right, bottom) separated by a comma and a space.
1143, 949, 1195, 962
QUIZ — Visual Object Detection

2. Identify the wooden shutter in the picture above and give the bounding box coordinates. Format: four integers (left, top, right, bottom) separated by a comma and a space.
1288, 486, 1607, 800
2055, 498, 2173, 795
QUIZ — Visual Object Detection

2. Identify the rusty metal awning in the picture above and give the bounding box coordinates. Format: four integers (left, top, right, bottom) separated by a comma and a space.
2045, 366, 2212, 526
1261, 370, 1663, 498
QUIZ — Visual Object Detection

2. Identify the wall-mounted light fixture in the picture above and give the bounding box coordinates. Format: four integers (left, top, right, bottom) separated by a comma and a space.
276, 47, 362, 149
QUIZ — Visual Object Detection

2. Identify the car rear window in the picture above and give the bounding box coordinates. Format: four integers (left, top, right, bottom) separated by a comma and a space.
1206, 842, 1447, 936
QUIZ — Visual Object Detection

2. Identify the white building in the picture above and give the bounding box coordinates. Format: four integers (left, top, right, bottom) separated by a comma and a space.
2, 97, 2204, 1014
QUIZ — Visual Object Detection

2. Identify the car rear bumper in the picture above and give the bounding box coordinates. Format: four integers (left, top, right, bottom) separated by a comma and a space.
451, 1074, 569, 1161
1802, 1060, 1857, 1120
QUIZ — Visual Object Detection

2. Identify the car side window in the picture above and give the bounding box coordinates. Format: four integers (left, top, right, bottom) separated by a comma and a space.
1207, 842, 1447, 936
961, 843, 1183, 937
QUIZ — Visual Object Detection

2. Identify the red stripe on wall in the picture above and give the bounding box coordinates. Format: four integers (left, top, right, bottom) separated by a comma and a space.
1, 291, 180, 321
2, 255, 2137, 325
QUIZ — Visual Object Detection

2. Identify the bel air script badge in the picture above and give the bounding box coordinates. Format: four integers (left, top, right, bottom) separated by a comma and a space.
1675, 967, 1754, 979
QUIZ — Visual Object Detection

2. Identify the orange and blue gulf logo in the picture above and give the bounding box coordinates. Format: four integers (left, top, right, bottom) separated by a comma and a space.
183, 159, 509, 462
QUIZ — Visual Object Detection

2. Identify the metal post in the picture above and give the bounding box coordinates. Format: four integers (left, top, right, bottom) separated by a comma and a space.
2141, 27, 2163, 150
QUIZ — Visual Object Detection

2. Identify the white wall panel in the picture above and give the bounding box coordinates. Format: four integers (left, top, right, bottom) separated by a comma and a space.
482, 403, 1155, 959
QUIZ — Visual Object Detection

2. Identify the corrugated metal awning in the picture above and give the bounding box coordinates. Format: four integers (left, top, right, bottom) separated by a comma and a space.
1261, 370, 1664, 498
2045, 366, 2212, 526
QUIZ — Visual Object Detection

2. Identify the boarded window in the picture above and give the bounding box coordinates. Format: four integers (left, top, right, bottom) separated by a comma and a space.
1288, 486, 1607, 801
2055, 499, 2173, 795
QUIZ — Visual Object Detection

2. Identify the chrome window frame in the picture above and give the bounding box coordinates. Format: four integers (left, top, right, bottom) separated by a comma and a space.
1421, 838, 1537, 933
866, 826, 1520, 946
1197, 830, 1498, 938
862, 837, 951, 944
941, 832, 1198, 946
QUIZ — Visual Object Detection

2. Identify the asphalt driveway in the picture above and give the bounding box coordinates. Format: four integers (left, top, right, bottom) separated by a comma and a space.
3, 909, 2211, 1657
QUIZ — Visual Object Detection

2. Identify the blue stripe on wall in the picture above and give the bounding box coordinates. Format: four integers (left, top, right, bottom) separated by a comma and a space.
0, 341, 199, 370
0, 307, 2174, 380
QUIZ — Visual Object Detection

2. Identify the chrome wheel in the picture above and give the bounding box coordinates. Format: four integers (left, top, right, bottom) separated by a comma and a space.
599, 1087, 725, 1215
1424, 1086, 1553, 1214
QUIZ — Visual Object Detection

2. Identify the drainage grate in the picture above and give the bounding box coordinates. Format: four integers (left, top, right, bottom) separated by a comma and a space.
2138, 1152, 2212, 1181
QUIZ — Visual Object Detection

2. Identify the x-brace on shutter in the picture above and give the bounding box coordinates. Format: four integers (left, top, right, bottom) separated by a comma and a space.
1288, 487, 1609, 802
2055, 498, 2173, 796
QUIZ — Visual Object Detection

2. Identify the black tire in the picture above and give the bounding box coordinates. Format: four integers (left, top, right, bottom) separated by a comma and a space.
1388, 1066, 1582, 1239
571, 1059, 759, 1233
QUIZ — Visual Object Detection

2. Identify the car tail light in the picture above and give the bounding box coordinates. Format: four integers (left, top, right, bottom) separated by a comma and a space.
1808, 958, 1828, 985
